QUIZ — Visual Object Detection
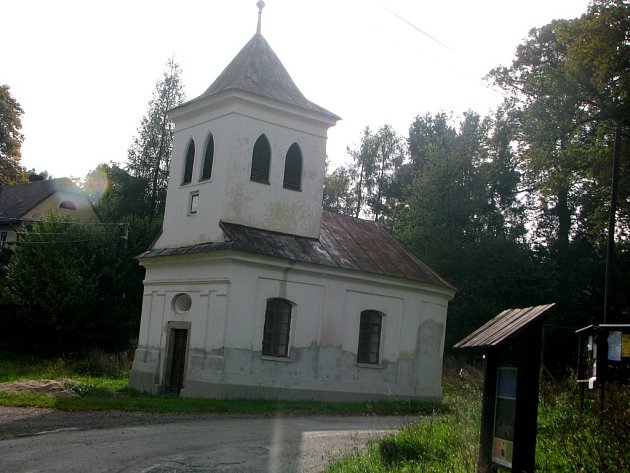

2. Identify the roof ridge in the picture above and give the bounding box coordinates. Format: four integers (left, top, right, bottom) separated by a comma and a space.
219, 219, 320, 241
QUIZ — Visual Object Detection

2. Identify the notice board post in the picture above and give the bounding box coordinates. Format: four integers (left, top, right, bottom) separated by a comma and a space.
455, 303, 556, 473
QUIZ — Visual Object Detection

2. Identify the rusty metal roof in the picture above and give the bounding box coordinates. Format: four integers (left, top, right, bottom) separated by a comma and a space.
177, 34, 339, 121
454, 303, 556, 349
139, 211, 454, 289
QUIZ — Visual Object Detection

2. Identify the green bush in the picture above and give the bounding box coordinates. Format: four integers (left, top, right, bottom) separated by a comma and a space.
2, 214, 160, 354
69, 349, 133, 378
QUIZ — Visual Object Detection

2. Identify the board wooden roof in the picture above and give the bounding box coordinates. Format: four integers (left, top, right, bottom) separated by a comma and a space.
454, 303, 556, 349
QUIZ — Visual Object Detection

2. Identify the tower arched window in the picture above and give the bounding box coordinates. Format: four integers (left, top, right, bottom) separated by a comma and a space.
250, 134, 271, 184
283, 143, 302, 191
357, 310, 383, 364
182, 140, 195, 185
201, 134, 214, 180
262, 298, 292, 357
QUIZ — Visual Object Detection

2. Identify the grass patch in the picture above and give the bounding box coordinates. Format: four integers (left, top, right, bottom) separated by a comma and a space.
7, 351, 626, 471
327, 365, 630, 472
535, 381, 629, 473
0, 389, 444, 416
328, 365, 482, 472
0, 351, 443, 416
0, 350, 132, 382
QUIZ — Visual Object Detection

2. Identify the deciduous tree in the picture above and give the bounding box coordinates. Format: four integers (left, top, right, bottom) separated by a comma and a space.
344, 125, 405, 221
488, 19, 589, 261
346, 127, 377, 218
368, 125, 405, 222
323, 164, 355, 215
5, 215, 132, 350
488, 0, 630, 325
84, 163, 149, 222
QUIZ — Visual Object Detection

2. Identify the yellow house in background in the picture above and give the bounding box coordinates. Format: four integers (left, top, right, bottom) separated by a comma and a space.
0, 177, 100, 250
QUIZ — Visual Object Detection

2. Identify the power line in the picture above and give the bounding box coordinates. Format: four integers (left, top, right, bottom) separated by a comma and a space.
378, 3, 508, 100
16, 239, 97, 244
18, 232, 117, 236
380, 4, 455, 53
0, 216, 126, 227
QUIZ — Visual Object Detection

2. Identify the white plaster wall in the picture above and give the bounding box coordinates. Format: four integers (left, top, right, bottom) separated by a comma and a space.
252, 275, 325, 350
341, 290, 403, 363
156, 95, 333, 249
131, 257, 240, 359
222, 123, 325, 239
130, 251, 453, 399
158, 109, 231, 248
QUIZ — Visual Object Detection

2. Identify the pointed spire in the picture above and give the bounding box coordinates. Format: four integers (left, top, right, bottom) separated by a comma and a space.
256, 1, 265, 35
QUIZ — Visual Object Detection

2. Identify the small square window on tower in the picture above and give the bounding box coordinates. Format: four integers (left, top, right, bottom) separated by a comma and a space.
189, 191, 199, 214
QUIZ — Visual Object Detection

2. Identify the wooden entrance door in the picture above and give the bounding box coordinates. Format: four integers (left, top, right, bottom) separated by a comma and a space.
168, 328, 188, 395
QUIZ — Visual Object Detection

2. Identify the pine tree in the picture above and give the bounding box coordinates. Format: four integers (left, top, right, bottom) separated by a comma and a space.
0, 85, 26, 186
127, 58, 185, 219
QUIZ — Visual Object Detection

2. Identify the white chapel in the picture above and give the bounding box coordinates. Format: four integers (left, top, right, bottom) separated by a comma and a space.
129, 4, 455, 401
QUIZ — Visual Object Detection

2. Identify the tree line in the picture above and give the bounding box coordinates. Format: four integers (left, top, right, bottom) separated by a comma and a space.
324, 0, 629, 362
0, 58, 184, 352
1, 1, 627, 363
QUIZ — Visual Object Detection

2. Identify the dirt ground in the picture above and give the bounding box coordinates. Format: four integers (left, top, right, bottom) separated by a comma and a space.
0, 379, 76, 397
0, 404, 229, 441
0, 380, 225, 440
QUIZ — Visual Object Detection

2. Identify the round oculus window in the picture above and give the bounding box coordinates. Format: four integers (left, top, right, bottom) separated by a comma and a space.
173, 293, 192, 313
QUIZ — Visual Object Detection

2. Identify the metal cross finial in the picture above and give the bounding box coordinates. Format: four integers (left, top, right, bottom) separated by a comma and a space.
256, 1, 265, 35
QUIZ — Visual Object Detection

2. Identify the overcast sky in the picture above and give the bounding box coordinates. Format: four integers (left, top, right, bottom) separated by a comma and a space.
4, 0, 591, 180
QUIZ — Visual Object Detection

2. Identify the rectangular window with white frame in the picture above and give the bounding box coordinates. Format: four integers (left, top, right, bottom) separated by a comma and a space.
189, 191, 199, 214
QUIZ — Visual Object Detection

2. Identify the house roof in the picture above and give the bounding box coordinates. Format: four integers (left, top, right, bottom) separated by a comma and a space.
140, 211, 454, 290
453, 303, 557, 349
176, 33, 339, 121
0, 178, 79, 220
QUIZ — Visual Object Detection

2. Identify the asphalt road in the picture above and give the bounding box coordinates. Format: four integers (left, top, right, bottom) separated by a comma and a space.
0, 413, 413, 472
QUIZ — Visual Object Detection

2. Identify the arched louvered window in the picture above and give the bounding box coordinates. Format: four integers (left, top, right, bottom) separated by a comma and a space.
283, 143, 302, 191
250, 134, 271, 184
262, 298, 292, 357
357, 310, 383, 364
182, 140, 195, 185
201, 134, 214, 180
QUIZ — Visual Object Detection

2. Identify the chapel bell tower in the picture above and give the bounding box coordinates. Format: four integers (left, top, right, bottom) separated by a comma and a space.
154, 2, 339, 250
